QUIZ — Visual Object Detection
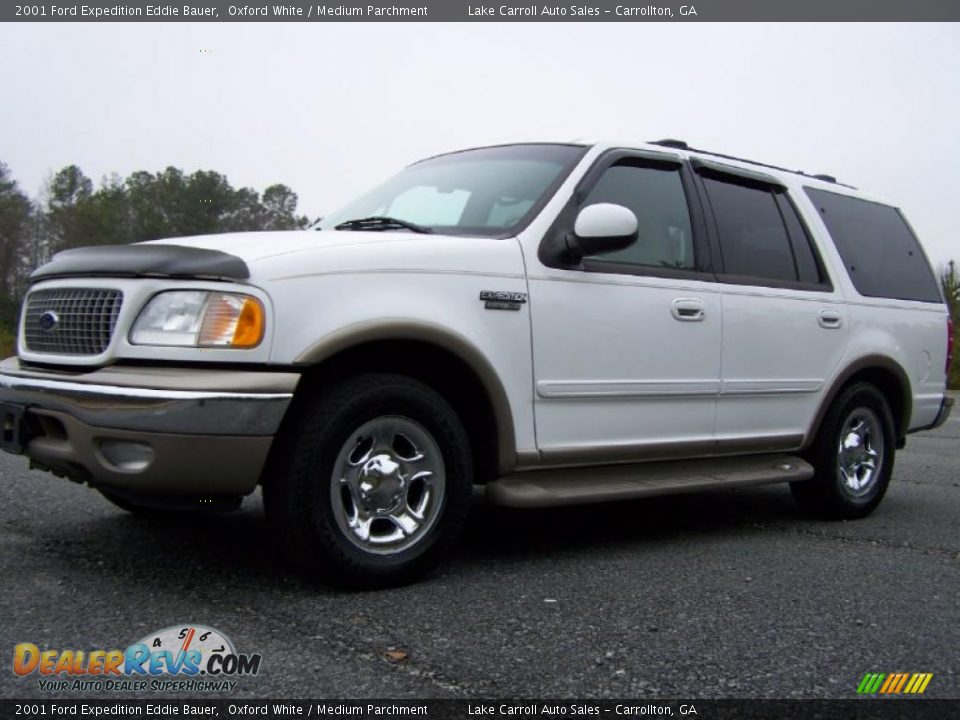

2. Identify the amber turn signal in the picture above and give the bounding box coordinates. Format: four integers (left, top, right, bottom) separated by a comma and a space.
198, 294, 265, 348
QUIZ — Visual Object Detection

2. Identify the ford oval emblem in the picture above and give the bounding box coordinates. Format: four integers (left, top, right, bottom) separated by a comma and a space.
39, 310, 59, 332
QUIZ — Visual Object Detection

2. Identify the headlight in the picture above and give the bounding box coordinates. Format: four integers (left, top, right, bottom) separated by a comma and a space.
130, 291, 265, 348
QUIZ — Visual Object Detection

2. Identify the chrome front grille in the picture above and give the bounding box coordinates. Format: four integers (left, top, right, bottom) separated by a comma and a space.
23, 288, 123, 356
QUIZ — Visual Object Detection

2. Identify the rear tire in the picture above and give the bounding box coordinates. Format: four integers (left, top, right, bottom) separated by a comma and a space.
263, 373, 473, 589
791, 382, 895, 519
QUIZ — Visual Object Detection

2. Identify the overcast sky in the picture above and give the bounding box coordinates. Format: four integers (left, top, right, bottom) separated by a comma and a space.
1, 22, 957, 266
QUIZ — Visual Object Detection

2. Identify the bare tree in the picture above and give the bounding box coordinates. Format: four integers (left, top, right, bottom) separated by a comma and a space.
942, 260, 959, 317
941, 260, 959, 389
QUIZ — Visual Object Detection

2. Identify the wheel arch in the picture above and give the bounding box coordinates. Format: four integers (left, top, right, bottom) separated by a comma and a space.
804, 355, 912, 450
284, 319, 517, 479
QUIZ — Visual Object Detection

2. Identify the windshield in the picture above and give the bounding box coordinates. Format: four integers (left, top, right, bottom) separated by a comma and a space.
319, 144, 587, 236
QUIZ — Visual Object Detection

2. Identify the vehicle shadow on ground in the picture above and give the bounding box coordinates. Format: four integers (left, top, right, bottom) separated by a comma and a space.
73, 483, 806, 592
459, 484, 805, 560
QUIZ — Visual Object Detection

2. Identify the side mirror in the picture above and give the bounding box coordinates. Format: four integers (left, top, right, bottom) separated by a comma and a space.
566, 203, 639, 261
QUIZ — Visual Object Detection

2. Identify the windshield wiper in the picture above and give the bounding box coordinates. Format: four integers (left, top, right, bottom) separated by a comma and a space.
333, 216, 433, 234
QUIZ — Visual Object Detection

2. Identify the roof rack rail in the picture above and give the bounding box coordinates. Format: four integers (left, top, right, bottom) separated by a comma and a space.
648, 139, 856, 189
652, 138, 688, 149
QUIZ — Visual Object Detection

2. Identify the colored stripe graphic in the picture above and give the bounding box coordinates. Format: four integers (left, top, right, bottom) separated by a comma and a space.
858, 672, 933, 694
885, 673, 907, 693
857, 673, 885, 694
893, 673, 909, 693
879, 674, 897, 693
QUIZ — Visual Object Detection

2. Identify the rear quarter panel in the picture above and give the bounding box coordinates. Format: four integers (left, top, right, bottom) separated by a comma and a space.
790, 177, 949, 432
844, 300, 949, 430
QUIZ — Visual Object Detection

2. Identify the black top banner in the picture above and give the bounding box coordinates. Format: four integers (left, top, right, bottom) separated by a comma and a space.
4, 0, 960, 22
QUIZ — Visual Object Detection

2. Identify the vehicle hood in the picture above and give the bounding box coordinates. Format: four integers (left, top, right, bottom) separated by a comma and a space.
30, 230, 524, 284
144, 229, 429, 263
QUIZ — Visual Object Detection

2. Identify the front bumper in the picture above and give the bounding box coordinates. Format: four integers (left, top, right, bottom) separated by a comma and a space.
0, 358, 298, 496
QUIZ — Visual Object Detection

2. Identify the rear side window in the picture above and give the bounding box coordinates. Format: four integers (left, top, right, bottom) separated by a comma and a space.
805, 188, 941, 303
703, 177, 797, 282
699, 173, 827, 289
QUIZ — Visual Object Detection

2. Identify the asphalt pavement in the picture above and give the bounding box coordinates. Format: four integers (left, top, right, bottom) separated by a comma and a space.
1, 410, 957, 700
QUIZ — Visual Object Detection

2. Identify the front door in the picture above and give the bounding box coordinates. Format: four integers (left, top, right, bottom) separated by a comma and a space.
527, 152, 722, 465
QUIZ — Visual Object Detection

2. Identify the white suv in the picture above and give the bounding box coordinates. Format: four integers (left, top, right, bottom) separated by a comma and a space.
0, 141, 953, 586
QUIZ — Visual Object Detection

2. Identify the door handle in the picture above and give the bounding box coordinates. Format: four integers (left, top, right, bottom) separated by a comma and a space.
818, 309, 843, 329
671, 298, 705, 322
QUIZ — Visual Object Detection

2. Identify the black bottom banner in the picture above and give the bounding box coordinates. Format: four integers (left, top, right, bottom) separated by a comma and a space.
3, 699, 957, 720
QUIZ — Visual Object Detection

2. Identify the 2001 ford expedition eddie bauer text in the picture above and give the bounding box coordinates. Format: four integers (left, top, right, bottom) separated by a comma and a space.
0, 140, 953, 586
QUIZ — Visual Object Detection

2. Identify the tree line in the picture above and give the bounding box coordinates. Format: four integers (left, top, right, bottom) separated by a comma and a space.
0, 160, 311, 351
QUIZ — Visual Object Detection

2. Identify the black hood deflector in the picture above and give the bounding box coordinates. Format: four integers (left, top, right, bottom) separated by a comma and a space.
31, 243, 250, 282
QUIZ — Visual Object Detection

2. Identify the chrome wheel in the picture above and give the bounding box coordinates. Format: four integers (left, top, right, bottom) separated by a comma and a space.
330, 415, 445, 555
837, 407, 884, 496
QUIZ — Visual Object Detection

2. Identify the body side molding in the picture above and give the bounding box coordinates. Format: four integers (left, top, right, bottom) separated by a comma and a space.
537, 379, 823, 399
536, 433, 803, 468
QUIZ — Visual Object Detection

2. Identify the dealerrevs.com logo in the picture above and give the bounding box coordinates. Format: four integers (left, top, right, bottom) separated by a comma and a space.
13, 624, 262, 693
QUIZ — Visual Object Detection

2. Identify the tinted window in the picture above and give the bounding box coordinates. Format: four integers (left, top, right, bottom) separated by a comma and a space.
703, 177, 797, 282
777, 195, 824, 285
805, 188, 940, 303
582, 163, 695, 270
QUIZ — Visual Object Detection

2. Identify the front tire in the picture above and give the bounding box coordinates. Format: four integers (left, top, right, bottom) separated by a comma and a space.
791, 382, 896, 519
264, 373, 473, 588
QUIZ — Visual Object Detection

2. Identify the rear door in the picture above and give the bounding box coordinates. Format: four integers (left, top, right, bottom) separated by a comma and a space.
692, 160, 850, 451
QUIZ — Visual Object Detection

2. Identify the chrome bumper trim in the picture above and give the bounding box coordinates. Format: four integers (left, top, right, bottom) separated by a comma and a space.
0, 373, 292, 401
0, 369, 295, 436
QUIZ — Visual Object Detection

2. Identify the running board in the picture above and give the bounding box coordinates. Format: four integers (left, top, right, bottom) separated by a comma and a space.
486, 454, 814, 508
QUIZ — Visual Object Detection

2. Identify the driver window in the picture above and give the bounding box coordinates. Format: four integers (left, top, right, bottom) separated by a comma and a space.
582, 163, 695, 270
